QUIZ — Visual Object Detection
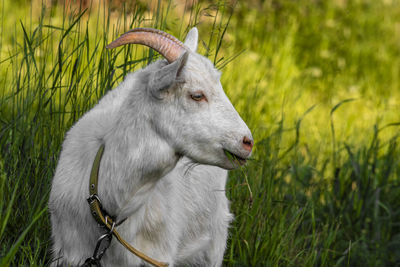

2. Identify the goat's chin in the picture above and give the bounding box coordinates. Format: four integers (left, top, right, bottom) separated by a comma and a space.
217, 160, 246, 170
183, 149, 248, 170
202, 156, 246, 170
191, 160, 241, 171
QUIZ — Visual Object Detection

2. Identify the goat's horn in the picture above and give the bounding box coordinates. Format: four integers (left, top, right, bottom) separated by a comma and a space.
106, 28, 186, 63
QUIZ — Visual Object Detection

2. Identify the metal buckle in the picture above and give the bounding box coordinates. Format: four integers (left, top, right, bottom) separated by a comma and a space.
87, 194, 102, 206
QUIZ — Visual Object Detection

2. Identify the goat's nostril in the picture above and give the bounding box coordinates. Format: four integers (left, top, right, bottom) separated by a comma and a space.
242, 136, 254, 152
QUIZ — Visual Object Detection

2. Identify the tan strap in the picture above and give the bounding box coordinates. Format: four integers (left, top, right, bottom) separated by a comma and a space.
88, 144, 168, 267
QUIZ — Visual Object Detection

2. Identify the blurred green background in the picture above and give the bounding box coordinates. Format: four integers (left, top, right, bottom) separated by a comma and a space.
1, 0, 399, 266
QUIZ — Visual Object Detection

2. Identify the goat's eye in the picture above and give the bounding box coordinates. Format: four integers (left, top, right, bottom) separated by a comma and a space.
190, 92, 206, 102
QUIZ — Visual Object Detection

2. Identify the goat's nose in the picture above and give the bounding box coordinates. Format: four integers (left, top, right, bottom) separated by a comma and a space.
242, 136, 254, 152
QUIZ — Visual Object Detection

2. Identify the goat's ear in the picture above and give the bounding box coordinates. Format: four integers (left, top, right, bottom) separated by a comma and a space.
184, 27, 198, 52
148, 52, 188, 99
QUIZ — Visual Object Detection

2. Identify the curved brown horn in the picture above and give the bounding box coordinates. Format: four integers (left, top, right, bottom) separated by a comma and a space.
106, 28, 186, 63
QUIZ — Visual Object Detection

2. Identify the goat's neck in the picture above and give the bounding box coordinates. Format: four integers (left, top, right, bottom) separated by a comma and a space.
99, 93, 179, 220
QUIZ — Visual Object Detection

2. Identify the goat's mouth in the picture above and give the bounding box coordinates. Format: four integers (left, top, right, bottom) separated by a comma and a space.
223, 149, 247, 166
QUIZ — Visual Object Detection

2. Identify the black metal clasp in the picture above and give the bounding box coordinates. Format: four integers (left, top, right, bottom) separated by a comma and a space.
81, 221, 115, 267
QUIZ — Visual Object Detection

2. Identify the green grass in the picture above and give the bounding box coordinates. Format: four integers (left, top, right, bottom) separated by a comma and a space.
1, 0, 400, 266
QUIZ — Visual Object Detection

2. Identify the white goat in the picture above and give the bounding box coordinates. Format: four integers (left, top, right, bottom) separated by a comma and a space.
49, 27, 253, 267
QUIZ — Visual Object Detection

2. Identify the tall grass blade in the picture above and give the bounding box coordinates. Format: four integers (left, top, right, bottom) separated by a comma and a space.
0, 208, 47, 266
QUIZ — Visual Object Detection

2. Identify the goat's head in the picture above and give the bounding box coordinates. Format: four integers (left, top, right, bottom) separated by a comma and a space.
107, 28, 253, 170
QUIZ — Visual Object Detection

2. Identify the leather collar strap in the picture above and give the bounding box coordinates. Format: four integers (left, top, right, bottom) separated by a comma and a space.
87, 144, 168, 267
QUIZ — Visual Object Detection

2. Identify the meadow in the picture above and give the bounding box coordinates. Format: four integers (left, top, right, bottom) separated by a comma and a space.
1, 0, 400, 266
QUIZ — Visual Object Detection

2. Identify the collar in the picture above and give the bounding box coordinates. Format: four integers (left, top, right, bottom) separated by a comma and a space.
86, 144, 168, 267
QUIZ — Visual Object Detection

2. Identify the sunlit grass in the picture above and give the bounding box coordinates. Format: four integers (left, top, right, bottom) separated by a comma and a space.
1, 0, 399, 266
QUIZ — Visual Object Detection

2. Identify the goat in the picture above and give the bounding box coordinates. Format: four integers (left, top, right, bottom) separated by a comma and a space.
49, 27, 253, 267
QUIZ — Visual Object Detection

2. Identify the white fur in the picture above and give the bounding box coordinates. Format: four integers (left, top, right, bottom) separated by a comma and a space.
49, 28, 252, 267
